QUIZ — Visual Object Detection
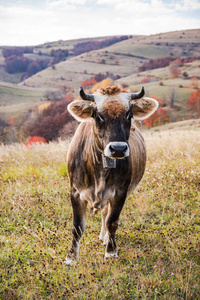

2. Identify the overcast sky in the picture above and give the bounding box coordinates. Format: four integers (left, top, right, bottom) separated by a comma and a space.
0, 0, 200, 46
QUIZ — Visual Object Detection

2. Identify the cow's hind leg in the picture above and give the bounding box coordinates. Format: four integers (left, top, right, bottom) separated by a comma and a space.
65, 188, 87, 266
105, 195, 126, 258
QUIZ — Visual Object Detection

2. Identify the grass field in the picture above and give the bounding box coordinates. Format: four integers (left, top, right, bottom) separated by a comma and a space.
0, 82, 50, 123
0, 130, 199, 299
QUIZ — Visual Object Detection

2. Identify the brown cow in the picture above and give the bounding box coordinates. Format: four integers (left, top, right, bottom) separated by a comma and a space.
65, 85, 158, 265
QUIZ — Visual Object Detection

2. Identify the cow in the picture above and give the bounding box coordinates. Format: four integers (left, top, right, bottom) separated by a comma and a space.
65, 85, 158, 265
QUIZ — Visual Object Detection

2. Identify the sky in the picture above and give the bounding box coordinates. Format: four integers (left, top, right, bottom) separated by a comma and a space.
0, 0, 200, 46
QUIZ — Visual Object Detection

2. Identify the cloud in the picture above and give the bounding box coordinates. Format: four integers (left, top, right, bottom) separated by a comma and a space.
175, 0, 200, 11
0, 0, 199, 46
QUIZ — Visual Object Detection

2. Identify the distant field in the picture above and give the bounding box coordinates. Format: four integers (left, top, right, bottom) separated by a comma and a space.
0, 82, 48, 121
117, 60, 200, 117
147, 118, 200, 132
0, 130, 199, 299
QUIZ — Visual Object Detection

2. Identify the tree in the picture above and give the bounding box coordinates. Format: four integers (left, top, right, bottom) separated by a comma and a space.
23, 98, 74, 142
182, 71, 188, 79
143, 96, 170, 128
168, 88, 177, 108
25, 136, 47, 146
80, 78, 97, 89
169, 58, 181, 78
186, 89, 200, 118
91, 78, 114, 93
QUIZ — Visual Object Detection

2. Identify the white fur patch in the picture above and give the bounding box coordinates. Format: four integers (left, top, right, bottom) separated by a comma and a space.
65, 257, 76, 266
99, 232, 105, 241
105, 251, 118, 258
94, 94, 107, 109
94, 93, 130, 110
103, 232, 109, 245
119, 93, 130, 109
104, 142, 129, 158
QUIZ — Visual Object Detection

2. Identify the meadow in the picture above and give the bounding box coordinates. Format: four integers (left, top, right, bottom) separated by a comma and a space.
0, 130, 199, 299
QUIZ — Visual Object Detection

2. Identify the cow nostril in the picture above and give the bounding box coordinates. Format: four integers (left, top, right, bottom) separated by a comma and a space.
123, 145, 128, 152
109, 145, 115, 153
109, 144, 127, 152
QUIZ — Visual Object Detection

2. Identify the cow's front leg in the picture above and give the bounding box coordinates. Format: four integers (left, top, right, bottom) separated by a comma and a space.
105, 194, 126, 258
65, 188, 87, 266
99, 203, 108, 243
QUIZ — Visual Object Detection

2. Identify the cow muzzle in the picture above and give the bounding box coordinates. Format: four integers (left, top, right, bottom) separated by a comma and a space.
104, 142, 129, 159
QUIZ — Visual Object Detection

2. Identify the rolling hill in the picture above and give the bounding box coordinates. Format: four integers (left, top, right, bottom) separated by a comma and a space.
0, 28, 199, 143
20, 29, 200, 90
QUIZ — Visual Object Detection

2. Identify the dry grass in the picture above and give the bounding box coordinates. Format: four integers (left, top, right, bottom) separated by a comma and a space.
0, 131, 200, 299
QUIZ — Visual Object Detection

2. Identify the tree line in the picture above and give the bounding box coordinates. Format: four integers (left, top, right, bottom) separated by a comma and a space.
138, 56, 200, 72
72, 36, 129, 56
2, 36, 130, 78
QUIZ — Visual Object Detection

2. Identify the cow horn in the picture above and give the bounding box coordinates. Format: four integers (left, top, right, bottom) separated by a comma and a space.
130, 87, 145, 100
79, 87, 95, 101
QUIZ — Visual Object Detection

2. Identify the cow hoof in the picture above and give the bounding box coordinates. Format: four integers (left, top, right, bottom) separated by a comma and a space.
65, 257, 77, 266
105, 251, 118, 258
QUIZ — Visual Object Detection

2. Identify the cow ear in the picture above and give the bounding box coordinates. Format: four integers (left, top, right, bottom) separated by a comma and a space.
131, 97, 159, 120
67, 100, 94, 122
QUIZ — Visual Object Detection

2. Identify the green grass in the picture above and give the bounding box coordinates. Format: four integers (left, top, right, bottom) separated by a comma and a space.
0, 83, 49, 126
0, 83, 45, 106
0, 131, 200, 299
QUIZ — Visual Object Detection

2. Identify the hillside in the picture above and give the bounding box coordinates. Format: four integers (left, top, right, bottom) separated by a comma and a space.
0, 35, 131, 85
0, 83, 50, 121
21, 29, 200, 89
0, 29, 200, 143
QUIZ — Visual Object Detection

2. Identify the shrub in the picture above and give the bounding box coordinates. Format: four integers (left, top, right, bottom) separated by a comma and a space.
25, 136, 47, 146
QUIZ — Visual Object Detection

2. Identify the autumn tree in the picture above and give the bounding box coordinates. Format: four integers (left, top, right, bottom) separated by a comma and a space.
143, 96, 170, 128
169, 58, 181, 78
23, 98, 75, 141
91, 78, 114, 93
80, 78, 97, 89
186, 89, 200, 118
25, 136, 47, 146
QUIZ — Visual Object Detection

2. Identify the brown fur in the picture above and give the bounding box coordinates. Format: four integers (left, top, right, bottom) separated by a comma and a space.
102, 99, 126, 119
100, 85, 128, 96
65, 87, 158, 265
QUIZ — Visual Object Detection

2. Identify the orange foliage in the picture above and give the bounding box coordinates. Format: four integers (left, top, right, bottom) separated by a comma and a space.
172, 68, 181, 77
25, 136, 47, 146
169, 59, 181, 78
143, 96, 170, 128
80, 78, 97, 89
9, 117, 14, 125
64, 94, 74, 101
141, 77, 151, 84
186, 89, 200, 117
91, 78, 114, 93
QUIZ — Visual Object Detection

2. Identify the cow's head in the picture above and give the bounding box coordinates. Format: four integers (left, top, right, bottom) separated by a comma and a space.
68, 86, 158, 159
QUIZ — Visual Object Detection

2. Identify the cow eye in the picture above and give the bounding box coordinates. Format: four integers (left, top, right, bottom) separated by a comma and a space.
96, 113, 105, 123
126, 110, 133, 120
